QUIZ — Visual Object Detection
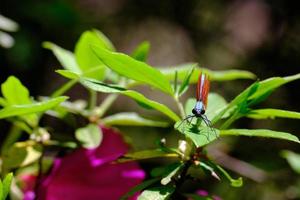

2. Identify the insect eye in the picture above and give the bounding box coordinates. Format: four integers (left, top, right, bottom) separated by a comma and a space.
201, 109, 205, 115
192, 108, 197, 115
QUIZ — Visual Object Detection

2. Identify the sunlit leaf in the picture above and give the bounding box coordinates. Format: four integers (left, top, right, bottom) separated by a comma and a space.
178, 66, 196, 96
175, 124, 219, 147
247, 108, 300, 120
138, 186, 175, 200
0, 96, 68, 119
213, 163, 243, 187
220, 129, 300, 143
281, 150, 300, 174
1, 173, 13, 200
102, 112, 169, 127
91, 45, 174, 95
1, 76, 31, 105
118, 149, 179, 163
132, 41, 150, 62
75, 124, 102, 149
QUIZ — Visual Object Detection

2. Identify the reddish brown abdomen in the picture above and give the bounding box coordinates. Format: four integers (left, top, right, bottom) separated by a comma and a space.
196, 72, 210, 108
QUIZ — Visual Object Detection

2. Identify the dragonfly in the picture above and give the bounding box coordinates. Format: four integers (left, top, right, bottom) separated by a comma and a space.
178, 72, 216, 139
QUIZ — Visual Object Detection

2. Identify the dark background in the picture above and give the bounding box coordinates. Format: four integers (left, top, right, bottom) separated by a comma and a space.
1, 0, 300, 199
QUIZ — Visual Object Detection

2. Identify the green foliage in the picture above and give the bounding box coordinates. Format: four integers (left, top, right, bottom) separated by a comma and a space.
281, 150, 300, 174
102, 112, 169, 127
91, 45, 174, 95
75, 124, 102, 149
1, 29, 300, 199
0, 173, 13, 200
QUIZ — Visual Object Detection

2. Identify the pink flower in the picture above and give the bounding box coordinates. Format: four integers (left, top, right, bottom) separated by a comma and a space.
23, 126, 145, 200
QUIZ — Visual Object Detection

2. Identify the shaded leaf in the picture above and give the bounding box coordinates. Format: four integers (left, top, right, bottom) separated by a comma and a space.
220, 129, 300, 143
178, 66, 196, 96
214, 164, 243, 187
161, 163, 184, 185
75, 124, 102, 149
2, 141, 42, 169
43, 42, 81, 73
102, 112, 169, 127
132, 41, 150, 62
281, 150, 300, 174
118, 149, 179, 163
121, 178, 160, 200
91, 45, 174, 95
138, 186, 175, 200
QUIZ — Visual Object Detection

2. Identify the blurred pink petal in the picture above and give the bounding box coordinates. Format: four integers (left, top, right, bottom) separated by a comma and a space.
23, 126, 145, 200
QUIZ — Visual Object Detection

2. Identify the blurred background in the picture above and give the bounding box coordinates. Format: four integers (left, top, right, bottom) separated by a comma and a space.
1, 0, 300, 199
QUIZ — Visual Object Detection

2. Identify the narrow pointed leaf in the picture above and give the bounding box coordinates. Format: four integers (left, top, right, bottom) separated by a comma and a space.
247, 109, 300, 119
2, 173, 13, 200
220, 129, 300, 143
118, 149, 179, 163
43, 42, 81, 73
281, 150, 300, 174
0, 96, 68, 119
102, 112, 169, 127
132, 41, 150, 62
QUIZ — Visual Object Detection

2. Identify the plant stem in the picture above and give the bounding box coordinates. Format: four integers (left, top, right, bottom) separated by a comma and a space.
51, 79, 77, 98
34, 144, 44, 200
89, 89, 97, 110
174, 97, 186, 119
94, 94, 119, 118
220, 111, 240, 129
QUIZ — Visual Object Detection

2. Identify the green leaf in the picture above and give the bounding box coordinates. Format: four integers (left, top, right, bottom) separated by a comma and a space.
1, 173, 13, 200
249, 73, 300, 102
212, 82, 259, 124
175, 123, 219, 147
214, 164, 243, 187
220, 129, 300, 143
177, 66, 195, 96
80, 78, 180, 122
159, 64, 256, 83
2, 141, 42, 170
75, 124, 102, 149
132, 41, 150, 62
56, 69, 81, 79
43, 42, 81, 73
75, 30, 114, 80
118, 149, 179, 163
161, 163, 184, 185
281, 150, 300, 174
138, 186, 175, 200
184, 194, 212, 200
91, 45, 174, 95
121, 178, 160, 200
0, 96, 68, 119
1, 76, 31, 105
247, 108, 300, 120
102, 112, 169, 127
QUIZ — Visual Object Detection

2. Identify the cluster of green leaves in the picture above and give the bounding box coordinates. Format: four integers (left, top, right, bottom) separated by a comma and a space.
0, 28, 300, 199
